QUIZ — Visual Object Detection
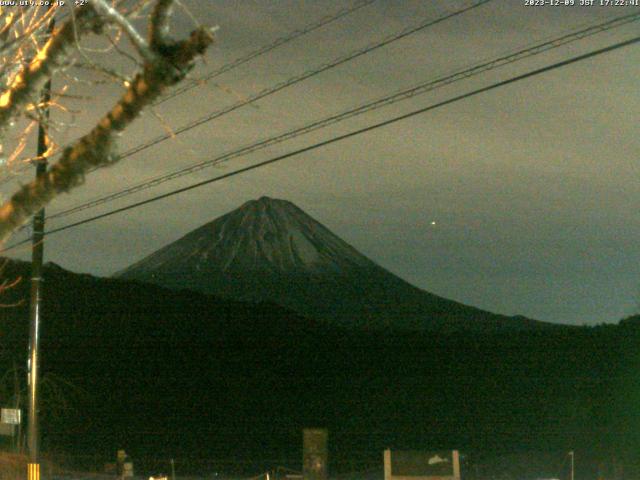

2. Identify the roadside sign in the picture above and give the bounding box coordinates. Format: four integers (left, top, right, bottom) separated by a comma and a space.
1, 408, 21, 425
384, 450, 461, 480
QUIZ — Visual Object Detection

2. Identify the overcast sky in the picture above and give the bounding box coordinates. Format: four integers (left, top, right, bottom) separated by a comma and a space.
2, 0, 639, 326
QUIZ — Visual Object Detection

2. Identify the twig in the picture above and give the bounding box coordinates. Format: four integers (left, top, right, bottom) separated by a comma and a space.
0, 6, 101, 132
89, 0, 156, 63
0, 18, 214, 242
150, 0, 174, 48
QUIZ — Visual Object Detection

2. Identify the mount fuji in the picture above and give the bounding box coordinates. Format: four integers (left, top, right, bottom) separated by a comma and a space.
116, 196, 551, 331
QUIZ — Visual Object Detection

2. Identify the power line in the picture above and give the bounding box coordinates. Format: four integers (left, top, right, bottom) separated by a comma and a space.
93, 0, 494, 161
0, 0, 495, 224
44, 11, 640, 222
0, 0, 492, 188
0, 0, 377, 185
155, 0, 378, 106
34, 0, 497, 218
3, 33, 638, 253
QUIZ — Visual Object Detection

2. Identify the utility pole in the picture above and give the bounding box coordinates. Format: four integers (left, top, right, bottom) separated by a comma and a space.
27, 10, 55, 475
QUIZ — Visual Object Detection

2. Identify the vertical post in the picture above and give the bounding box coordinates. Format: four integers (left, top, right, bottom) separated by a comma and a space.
569, 451, 575, 480
170, 458, 176, 480
27, 11, 55, 467
117, 450, 126, 480
383, 449, 392, 480
452, 450, 460, 480
302, 428, 328, 480
13, 362, 21, 453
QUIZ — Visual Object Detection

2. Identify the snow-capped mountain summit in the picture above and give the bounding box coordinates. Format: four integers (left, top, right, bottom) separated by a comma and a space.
117, 197, 551, 331
119, 196, 375, 276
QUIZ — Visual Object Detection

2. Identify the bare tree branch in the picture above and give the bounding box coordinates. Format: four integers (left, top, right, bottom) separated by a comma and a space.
0, 7, 101, 133
150, 0, 174, 48
89, 0, 156, 63
0, 15, 214, 243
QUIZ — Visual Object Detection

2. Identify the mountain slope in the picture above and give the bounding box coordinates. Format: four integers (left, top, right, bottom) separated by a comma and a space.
117, 196, 552, 331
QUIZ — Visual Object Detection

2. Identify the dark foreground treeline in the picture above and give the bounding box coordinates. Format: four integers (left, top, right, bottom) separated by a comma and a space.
0, 259, 638, 479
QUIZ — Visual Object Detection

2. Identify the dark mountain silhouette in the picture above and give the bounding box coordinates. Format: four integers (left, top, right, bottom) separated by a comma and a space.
117, 197, 552, 331
0, 258, 638, 479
